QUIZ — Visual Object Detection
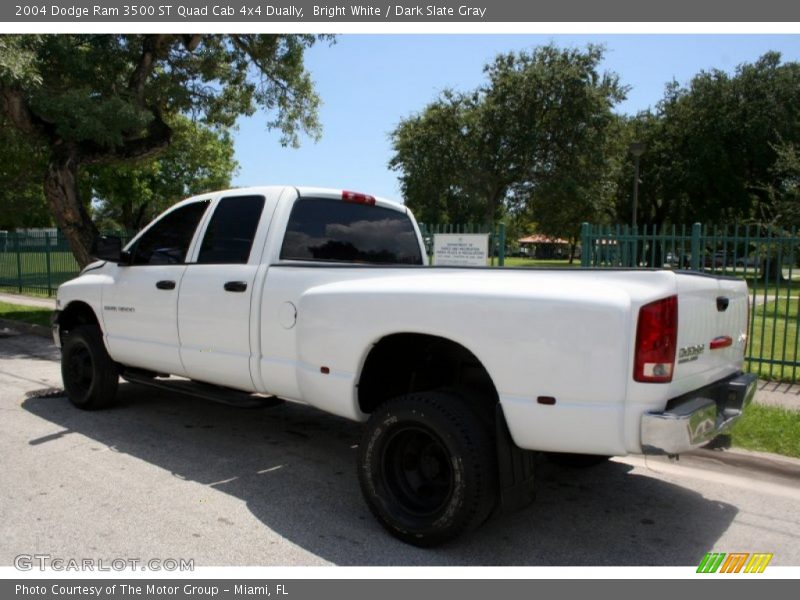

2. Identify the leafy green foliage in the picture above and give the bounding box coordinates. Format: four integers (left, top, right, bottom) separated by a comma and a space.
617, 52, 800, 227
390, 45, 625, 233
89, 116, 238, 232
0, 115, 51, 229
0, 34, 330, 266
765, 140, 800, 226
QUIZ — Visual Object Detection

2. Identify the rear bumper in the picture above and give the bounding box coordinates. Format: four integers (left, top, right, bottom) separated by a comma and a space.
640, 372, 757, 455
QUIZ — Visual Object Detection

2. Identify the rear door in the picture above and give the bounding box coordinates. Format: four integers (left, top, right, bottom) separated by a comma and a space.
177, 194, 275, 390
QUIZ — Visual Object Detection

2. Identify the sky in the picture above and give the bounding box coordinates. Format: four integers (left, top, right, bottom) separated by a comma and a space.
232, 34, 800, 202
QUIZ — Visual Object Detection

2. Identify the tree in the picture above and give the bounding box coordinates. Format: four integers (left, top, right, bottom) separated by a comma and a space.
0, 115, 51, 229
389, 92, 487, 224
390, 45, 625, 230
618, 52, 800, 228
526, 118, 626, 262
767, 141, 800, 226
89, 116, 238, 232
0, 34, 327, 266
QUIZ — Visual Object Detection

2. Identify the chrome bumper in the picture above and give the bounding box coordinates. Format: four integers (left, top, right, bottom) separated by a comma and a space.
641, 373, 757, 455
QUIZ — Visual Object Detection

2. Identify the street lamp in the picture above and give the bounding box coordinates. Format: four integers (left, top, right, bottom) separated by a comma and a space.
629, 141, 646, 228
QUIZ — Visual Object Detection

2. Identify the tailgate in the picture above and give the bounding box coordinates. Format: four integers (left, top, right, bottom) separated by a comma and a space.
671, 273, 749, 392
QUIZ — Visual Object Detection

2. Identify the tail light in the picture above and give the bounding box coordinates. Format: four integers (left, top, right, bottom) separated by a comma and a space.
634, 295, 678, 383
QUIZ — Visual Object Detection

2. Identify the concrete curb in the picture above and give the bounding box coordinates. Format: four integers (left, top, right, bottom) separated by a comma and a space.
0, 318, 52, 339
688, 447, 800, 481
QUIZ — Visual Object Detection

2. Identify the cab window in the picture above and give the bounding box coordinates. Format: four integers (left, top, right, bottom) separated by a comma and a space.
197, 195, 265, 264
130, 201, 209, 266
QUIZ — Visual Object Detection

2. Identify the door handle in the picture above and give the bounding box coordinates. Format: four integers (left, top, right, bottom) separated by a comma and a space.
156, 280, 176, 290
224, 281, 248, 293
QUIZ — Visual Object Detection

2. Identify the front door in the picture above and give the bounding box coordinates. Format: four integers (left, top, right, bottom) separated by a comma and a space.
103, 200, 210, 375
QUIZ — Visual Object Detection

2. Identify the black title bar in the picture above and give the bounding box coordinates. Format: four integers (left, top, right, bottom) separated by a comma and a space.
4, 0, 800, 22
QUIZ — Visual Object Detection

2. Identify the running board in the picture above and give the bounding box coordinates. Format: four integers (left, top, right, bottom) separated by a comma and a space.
121, 370, 284, 409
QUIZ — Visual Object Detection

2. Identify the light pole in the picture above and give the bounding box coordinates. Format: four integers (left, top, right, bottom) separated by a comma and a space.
629, 141, 646, 228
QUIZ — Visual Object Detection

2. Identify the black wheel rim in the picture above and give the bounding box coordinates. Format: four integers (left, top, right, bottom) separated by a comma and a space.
381, 425, 454, 517
66, 343, 93, 398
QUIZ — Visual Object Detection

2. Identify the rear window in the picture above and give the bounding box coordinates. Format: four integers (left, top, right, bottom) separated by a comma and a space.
280, 197, 422, 265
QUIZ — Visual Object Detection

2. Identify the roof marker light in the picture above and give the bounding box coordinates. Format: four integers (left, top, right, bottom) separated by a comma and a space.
342, 190, 376, 206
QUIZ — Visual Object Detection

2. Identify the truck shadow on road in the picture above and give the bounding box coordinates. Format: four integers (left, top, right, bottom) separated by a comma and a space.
22, 383, 738, 566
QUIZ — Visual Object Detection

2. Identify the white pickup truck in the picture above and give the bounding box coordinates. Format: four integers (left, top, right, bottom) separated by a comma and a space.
53, 185, 756, 546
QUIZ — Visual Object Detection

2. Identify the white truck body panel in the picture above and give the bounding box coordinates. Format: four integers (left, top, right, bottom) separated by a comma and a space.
55, 185, 752, 457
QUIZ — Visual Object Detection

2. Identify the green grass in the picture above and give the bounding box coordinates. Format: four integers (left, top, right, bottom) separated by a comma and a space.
747, 297, 800, 382
729, 403, 800, 458
500, 257, 579, 268
745, 278, 800, 299
0, 301, 52, 327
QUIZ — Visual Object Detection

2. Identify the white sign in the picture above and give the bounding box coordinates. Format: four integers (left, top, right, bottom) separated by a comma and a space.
432, 234, 489, 267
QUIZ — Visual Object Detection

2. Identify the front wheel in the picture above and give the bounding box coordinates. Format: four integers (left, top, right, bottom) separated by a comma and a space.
357, 392, 498, 547
61, 324, 119, 410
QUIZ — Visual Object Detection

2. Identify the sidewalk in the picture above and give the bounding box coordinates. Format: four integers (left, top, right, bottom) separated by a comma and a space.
0, 292, 55, 309
756, 380, 800, 411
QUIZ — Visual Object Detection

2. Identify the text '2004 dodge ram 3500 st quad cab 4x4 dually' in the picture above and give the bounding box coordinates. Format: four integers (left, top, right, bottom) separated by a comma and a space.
53, 186, 756, 546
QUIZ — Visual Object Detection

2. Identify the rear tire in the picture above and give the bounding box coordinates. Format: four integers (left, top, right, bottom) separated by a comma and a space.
61, 324, 119, 410
357, 391, 498, 547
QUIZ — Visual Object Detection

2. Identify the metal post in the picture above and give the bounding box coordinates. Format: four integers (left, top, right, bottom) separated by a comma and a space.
629, 142, 646, 228
632, 154, 640, 228
690, 222, 702, 271
14, 232, 22, 293
580, 222, 590, 267
498, 223, 505, 267
45, 231, 53, 296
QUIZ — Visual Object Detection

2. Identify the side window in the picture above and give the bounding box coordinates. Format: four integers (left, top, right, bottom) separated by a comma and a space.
280, 197, 423, 265
197, 195, 266, 264
131, 200, 209, 266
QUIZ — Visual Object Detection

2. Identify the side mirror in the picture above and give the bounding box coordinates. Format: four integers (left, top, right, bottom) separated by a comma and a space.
92, 235, 130, 265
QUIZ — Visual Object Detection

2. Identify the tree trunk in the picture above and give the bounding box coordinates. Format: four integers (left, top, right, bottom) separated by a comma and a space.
760, 257, 787, 284
483, 201, 495, 227
43, 147, 98, 268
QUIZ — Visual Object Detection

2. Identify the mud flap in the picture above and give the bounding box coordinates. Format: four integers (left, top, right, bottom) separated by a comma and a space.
495, 404, 537, 512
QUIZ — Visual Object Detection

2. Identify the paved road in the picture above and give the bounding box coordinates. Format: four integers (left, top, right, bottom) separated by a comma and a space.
1, 331, 799, 567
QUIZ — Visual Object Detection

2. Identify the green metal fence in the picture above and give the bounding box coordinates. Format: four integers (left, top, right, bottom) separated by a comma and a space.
418, 222, 506, 266
0, 230, 80, 297
3, 223, 797, 382
581, 222, 800, 382
0, 230, 130, 297
2, 225, 507, 295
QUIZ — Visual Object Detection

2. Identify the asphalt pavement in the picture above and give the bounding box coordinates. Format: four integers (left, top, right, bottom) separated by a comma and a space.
1, 328, 799, 567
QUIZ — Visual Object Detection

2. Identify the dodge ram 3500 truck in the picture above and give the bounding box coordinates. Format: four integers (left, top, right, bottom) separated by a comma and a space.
53, 186, 756, 546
